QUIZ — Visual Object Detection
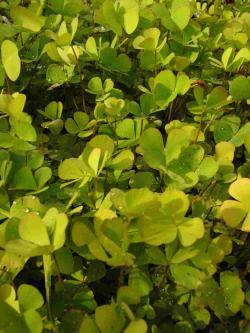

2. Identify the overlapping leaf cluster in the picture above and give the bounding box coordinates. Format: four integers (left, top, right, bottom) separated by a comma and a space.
0, 0, 250, 332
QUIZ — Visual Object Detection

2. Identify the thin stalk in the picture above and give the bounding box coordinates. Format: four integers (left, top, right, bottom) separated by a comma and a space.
64, 189, 80, 213
0, 207, 10, 218
71, 46, 87, 114
5, 76, 11, 94
154, 49, 157, 77
194, 110, 205, 144
43, 255, 54, 325
167, 101, 174, 122
121, 302, 135, 321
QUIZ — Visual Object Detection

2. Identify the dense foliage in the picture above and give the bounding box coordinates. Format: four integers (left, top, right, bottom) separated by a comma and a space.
0, 0, 250, 332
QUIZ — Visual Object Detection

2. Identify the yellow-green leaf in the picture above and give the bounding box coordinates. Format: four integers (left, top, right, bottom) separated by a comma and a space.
19, 212, 50, 246
123, 319, 148, 333
1, 40, 21, 81
10, 6, 45, 32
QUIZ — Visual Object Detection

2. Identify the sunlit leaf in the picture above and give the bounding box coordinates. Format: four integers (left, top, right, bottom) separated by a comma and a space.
1, 40, 20, 81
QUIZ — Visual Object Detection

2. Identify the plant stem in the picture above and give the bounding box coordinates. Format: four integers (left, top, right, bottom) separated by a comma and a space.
43, 255, 54, 325
64, 189, 80, 213
121, 302, 135, 321
194, 110, 205, 144
168, 101, 174, 122
154, 49, 157, 77
5, 76, 11, 94
71, 46, 87, 114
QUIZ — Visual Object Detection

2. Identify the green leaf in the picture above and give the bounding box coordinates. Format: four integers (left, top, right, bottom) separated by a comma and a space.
229, 76, 250, 100
175, 73, 190, 95
72, 221, 96, 246
206, 86, 230, 109
214, 120, 234, 143
220, 200, 247, 228
10, 6, 45, 32
46, 64, 67, 84
86, 37, 98, 57
245, 132, 250, 153
171, 247, 199, 264
231, 123, 250, 147
170, 264, 202, 290
117, 286, 141, 305
240, 211, 250, 231
171, 0, 190, 30
73, 290, 97, 311
113, 54, 131, 73
153, 70, 176, 107
95, 304, 125, 333
140, 128, 166, 171
5, 239, 52, 257
229, 178, 250, 205
123, 319, 148, 333
12, 120, 37, 142
205, 280, 225, 319
191, 308, 210, 327
49, 0, 84, 16
17, 284, 43, 311
1, 40, 21, 81
19, 212, 50, 246
87, 261, 106, 282
109, 150, 134, 170
51, 213, 68, 250
133, 28, 160, 50
11, 167, 37, 190
110, 187, 159, 217
88, 77, 103, 93
165, 128, 189, 164
116, 119, 136, 139
220, 271, 244, 313
80, 316, 100, 333
119, 0, 139, 34
197, 156, 218, 181
139, 212, 177, 246
81, 135, 114, 174
128, 268, 153, 297
103, 0, 122, 35
22, 309, 43, 333
220, 178, 250, 229
34, 167, 52, 189
58, 158, 92, 180
88, 239, 109, 262
0, 300, 19, 329
178, 218, 204, 247
54, 247, 74, 274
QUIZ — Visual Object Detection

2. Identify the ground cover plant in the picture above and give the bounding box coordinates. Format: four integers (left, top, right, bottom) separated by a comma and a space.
0, 0, 250, 332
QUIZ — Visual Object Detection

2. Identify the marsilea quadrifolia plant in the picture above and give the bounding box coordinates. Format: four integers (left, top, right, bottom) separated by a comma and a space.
0, 0, 250, 332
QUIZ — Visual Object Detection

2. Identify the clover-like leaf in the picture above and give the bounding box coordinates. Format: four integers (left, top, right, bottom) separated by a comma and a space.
178, 217, 204, 247
221, 178, 250, 230
220, 271, 244, 313
10, 6, 45, 32
58, 158, 93, 180
19, 212, 50, 246
133, 28, 161, 50
17, 284, 43, 312
140, 128, 166, 171
119, 0, 139, 34
128, 268, 153, 297
1, 40, 21, 82
80, 317, 100, 333
123, 319, 148, 333
229, 76, 250, 101
95, 304, 125, 333
171, 0, 191, 30
153, 70, 176, 108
